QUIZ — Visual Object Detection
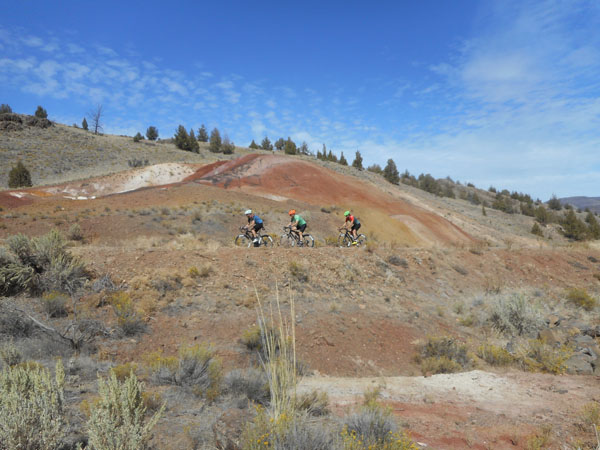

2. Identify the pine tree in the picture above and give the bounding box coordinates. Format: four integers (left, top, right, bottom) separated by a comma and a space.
274, 138, 285, 151
562, 209, 588, 240
383, 159, 400, 184
209, 128, 222, 153
327, 150, 337, 162
82, 117, 88, 131
197, 124, 209, 142
547, 194, 562, 211
249, 140, 259, 149
35, 106, 48, 119
339, 152, 348, 165
298, 141, 310, 155
316, 150, 322, 160
352, 151, 363, 170
133, 132, 144, 142
534, 205, 549, 225
174, 125, 190, 150
146, 126, 159, 141
8, 161, 32, 188
0, 104, 12, 114
260, 137, 273, 150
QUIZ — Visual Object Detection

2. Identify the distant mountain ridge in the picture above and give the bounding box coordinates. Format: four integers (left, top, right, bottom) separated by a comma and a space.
559, 196, 600, 213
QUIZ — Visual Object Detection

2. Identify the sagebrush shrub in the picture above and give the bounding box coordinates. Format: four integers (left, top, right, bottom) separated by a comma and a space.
87, 372, 164, 450
476, 343, 514, 366
516, 339, 573, 374
566, 288, 597, 311
0, 340, 22, 367
224, 368, 270, 405
40, 291, 69, 317
416, 336, 471, 374
488, 294, 544, 337
110, 292, 145, 336
0, 361, 66, 449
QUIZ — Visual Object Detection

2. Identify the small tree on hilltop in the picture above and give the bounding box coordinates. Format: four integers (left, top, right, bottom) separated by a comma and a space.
197, 124, 209, 142
81, 117, 88, 131
260, 136, 273, 151
274, 138, 285, 151
547, 194, 562, 211
35, 106, 48, 119
249, 139, 259, 149
585, 211, 600, 239
383, 159, 400, 184
298, 141, 310, 155
146, 126, 159, 141
133, 132, 144, 142
561, 209, 588, 240
339, 152, 348, 166
367, 163, 382, 174
283, 137, 297, 155
352, 150, 363, 170
87, 104, 103, 135
209, 128, 222, 153
189, 128, 199, 152
0, 104, 12, 114
174, 125, 190, 150
8, 160, 32, 188
222, 135, 235, 154
327, 150, 337, 162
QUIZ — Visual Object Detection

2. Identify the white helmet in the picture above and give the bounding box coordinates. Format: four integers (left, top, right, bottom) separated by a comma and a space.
244, 209, 252, 215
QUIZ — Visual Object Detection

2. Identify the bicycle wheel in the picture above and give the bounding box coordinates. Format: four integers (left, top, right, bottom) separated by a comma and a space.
356, 234, 367, 246
338, 234, 351, 247
301, 234, 315, 247
280, 234, 295, 247
235, 234, 251, 247
261, 235, 274, 247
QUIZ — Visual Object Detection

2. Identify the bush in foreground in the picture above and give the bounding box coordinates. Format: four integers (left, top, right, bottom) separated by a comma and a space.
487, 294, 544, 337
0, 360, 66, 449
87, 371, 164, 450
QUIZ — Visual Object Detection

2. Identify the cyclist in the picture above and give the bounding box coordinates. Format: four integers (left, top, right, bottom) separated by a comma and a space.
342, 210, 361, 244
288, 209, 307, 244
244, 209, 264, 243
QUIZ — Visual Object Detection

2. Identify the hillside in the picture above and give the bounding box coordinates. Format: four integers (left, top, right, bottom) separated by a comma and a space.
1, 121, 600, 449
560, 196, 600, 213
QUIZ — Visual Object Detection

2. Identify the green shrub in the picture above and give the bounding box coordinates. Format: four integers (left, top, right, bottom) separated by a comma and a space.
416, 336, 471, 374
531, 222, 544, 237
110, 292, 145, 336
566, 288, 597, 311
516, 339, 572, 374
476, 343, 514, 366
40, 291, 69, 317
0, 361, 66, 449
1, 229, 87, 296
0, 340, 22, 367
8, 160, 32, 188
488, 294, 543, 337
146, 126, 158, 140
68, 223, 84, 241
133, 132, 144, 142
224, 368, 270, 405
146, 344, 222, 401
87, 371, 164, 450
241, 325, 262, 351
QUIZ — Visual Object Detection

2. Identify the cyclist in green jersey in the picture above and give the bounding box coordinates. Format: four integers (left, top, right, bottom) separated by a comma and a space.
288, 209, 307, 244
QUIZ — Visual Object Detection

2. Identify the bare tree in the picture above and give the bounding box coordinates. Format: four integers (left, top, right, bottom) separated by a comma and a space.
87, 104, 104, 135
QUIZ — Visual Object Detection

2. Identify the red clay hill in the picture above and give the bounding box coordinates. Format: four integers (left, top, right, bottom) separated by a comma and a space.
185, 154, 472, 246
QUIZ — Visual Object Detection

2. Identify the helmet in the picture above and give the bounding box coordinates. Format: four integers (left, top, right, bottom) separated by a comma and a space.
344, 211, 350, 216
244, 209, 252, 215
288, 209, 296, 216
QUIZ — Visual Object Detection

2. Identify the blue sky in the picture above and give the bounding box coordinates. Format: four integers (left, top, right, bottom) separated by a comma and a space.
1, 0, 599, 200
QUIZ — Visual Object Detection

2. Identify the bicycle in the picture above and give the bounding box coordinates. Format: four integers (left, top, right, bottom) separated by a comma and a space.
234, 226, 274, 247
338, 227, 366, 247
280, 226, 315, 247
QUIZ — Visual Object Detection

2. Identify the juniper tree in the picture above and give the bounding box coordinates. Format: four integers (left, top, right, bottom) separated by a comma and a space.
274, 138, 285, 150
0, 104, 12, 114
8, 161, 32, 188
174, 125, 190, 150
198, 124, 209, 142
133, 132, 143, 142
298, 141, 310, 155
352, 150, 363, 170
249, 140, 259, 149
383, 159, 400, 184
367, 164, 382, 174
222, 135, 235, 154
146, 126, 159, 141
209, 128, 222, 153
547, 194, 562, 211
339, 152, 348, 165
188, 129, 199, 152
81, 117, 88, 130
35, 106, 48, 119
260, 137, 273, 150
562, 209, 588, 240
585, 212, 600, 239
283, 137, 297, 155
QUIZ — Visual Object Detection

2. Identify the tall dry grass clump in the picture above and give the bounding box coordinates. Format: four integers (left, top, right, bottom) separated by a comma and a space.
0, 360, 66, 449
